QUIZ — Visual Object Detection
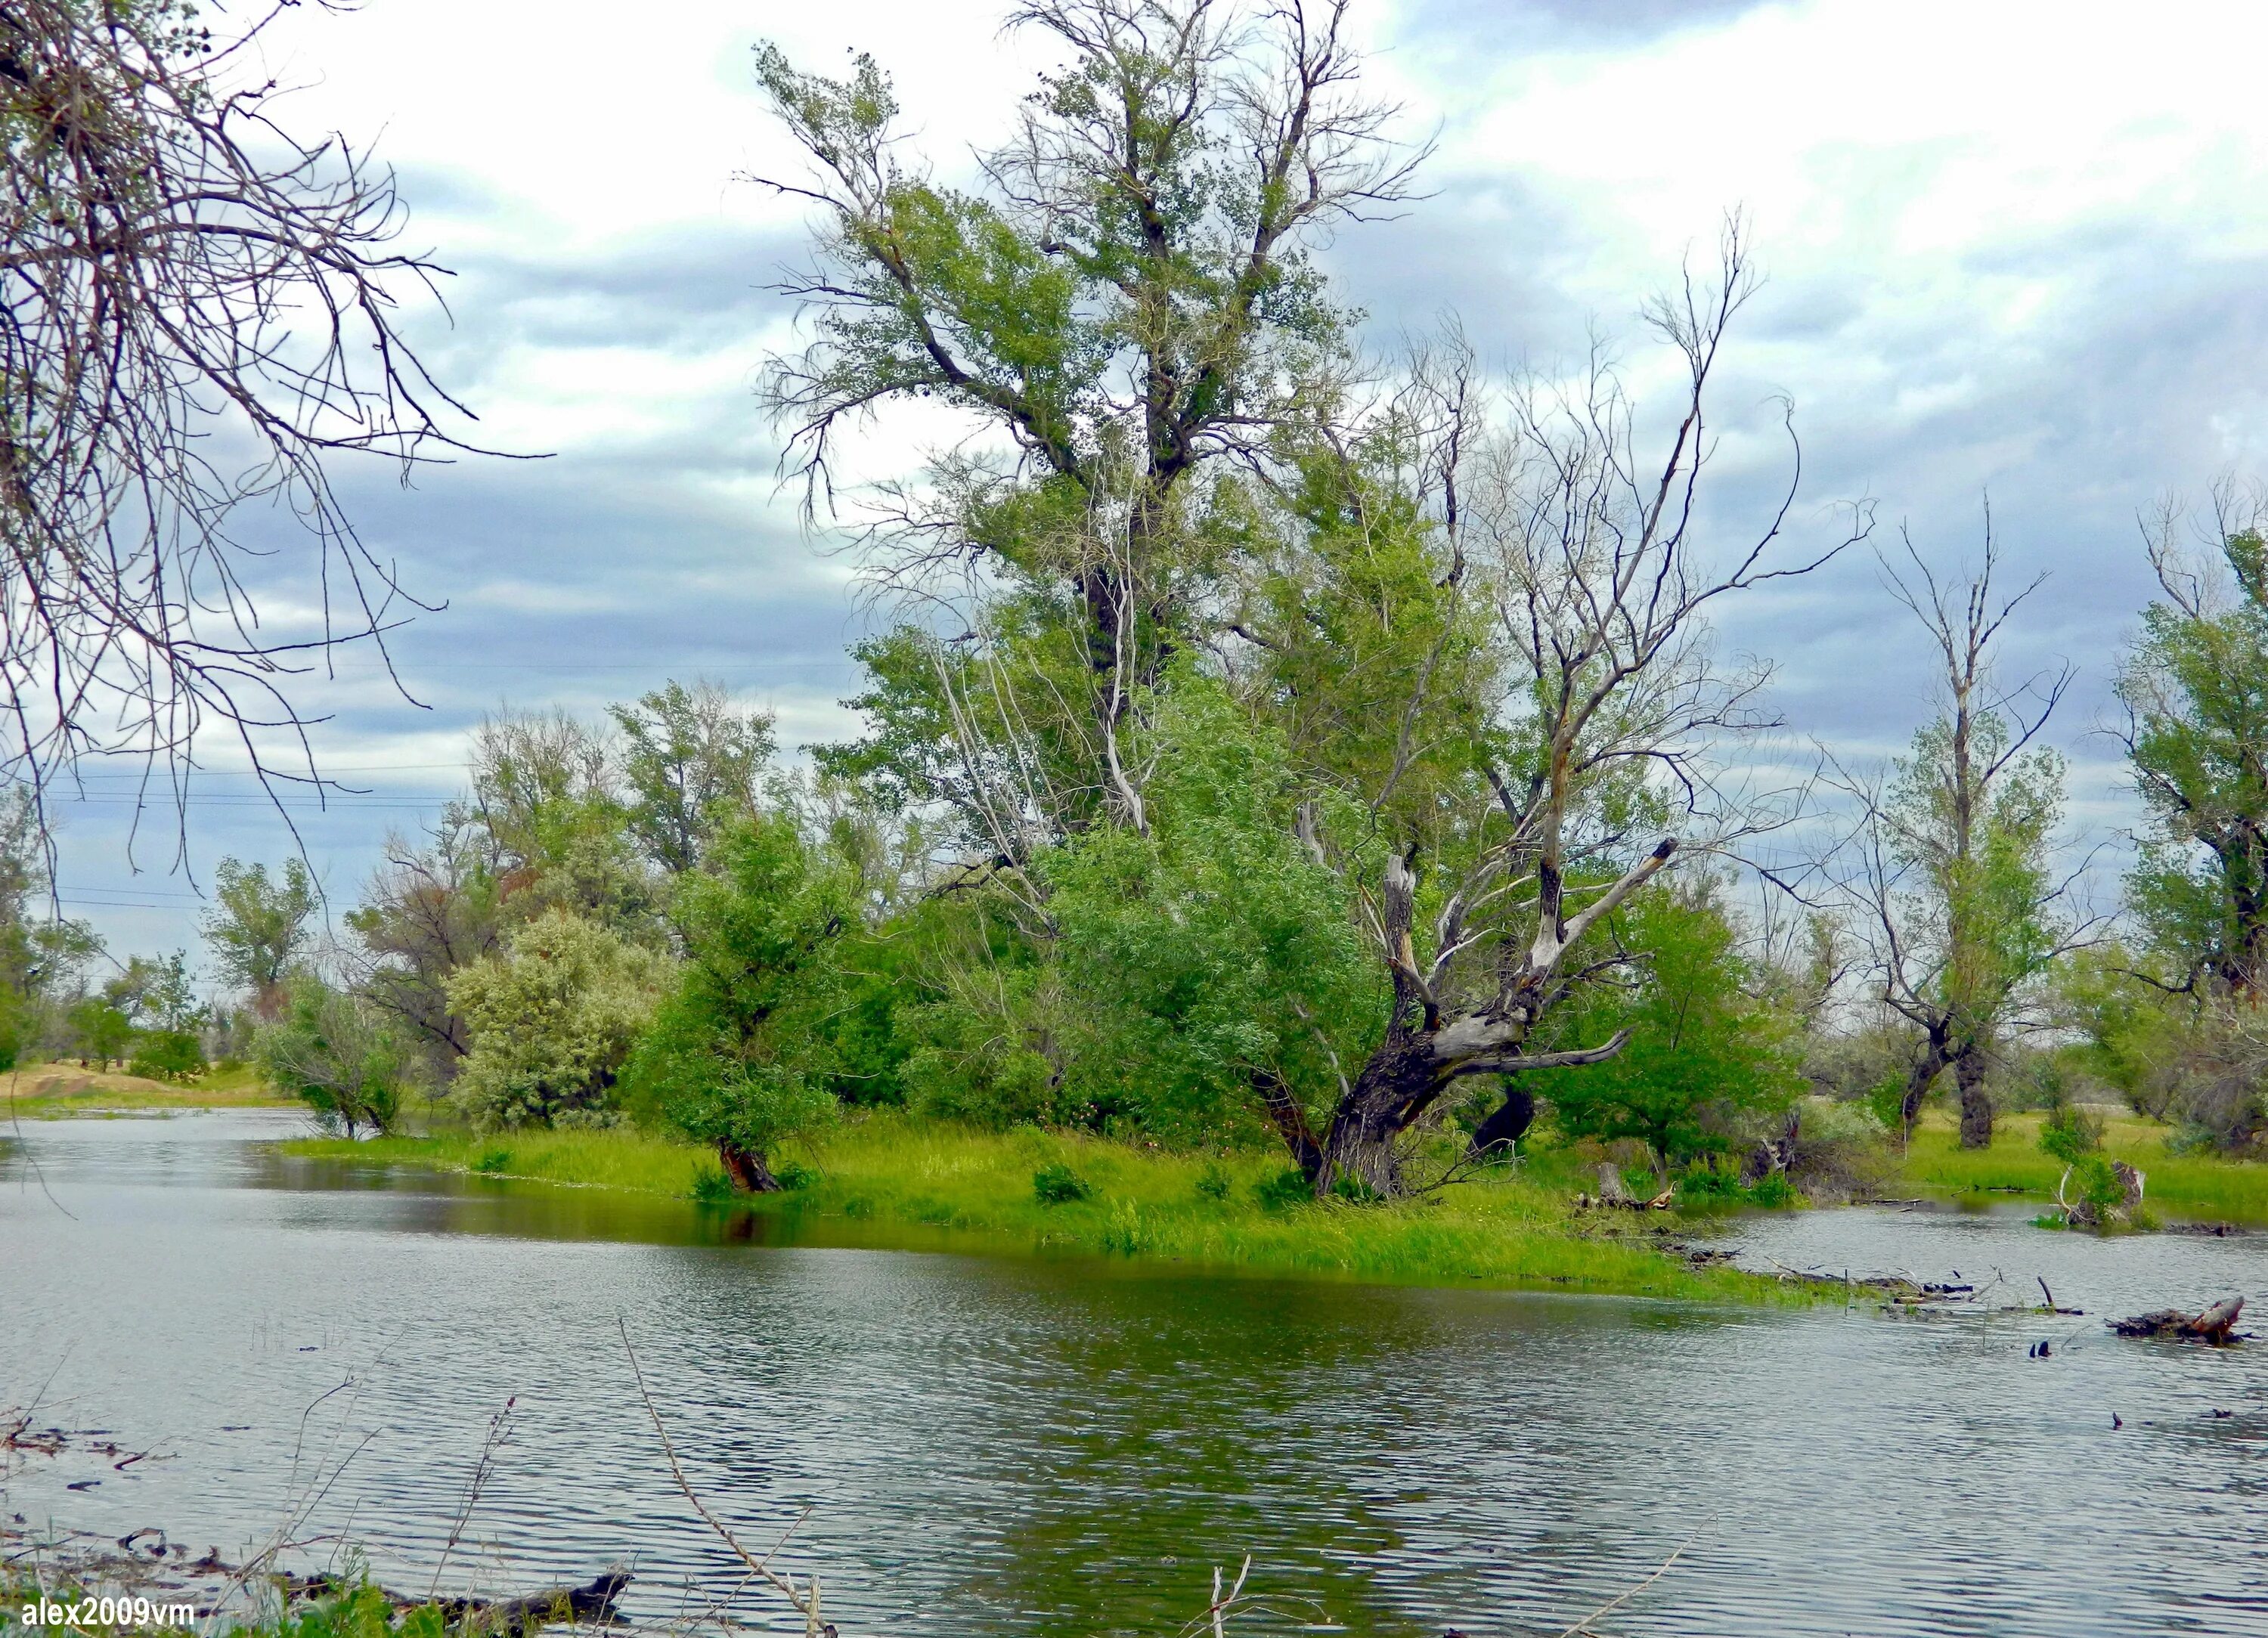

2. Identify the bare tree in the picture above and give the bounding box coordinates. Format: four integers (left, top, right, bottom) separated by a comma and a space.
1839, 519, 2087, 1149
1306, 229, 1866, 1196
0, 0, 491, 852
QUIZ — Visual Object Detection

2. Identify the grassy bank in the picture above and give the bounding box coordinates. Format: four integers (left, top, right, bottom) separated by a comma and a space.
2, 1062, 291, 1119
1900, 1110, 2268, 1223
287, 1113, 1805, 1303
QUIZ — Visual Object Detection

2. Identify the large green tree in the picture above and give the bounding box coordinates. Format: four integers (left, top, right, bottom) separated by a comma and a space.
624, 815, 855, 1190
762, 0, 1420, 831
2115, 516, 2268, 995
202, 857, 319, 1017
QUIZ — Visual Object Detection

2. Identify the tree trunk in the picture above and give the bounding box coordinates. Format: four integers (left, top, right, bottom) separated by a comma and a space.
1954, 1044, 1994, 1150
1899, 1036, 1952, 1142
1254, 1068, 1325, 1180
717, 1139, 781, 1194
1317, 1036, 1434, 1197
1467, 1081, 1535, 1160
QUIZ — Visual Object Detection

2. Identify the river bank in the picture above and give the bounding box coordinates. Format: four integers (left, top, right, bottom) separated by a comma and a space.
1898, 1110, 2268, 1224
282, 1115, 1803, 1303
273, 1104, 2268, 1299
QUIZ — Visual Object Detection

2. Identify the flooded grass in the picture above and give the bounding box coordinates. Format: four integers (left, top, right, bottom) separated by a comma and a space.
1901, 1110, 2268, 1223
287, 1114, 1806, 1303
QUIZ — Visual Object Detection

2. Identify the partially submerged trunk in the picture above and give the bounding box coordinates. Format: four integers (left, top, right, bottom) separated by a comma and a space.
2110, 1295, 2244, 1344
717, 1139, 782, 1194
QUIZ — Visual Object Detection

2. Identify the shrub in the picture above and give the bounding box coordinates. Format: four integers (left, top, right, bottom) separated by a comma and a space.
689, 1166, 736, 1203
129, 1028, 206, 1082
448, 909, 666, 1132
773, 1160, 818, 1191
1032, 1161, 1093, 1205
1253, 1167, 1312, 1210
254, 976, 410, 1138
2039, 1103, 2105, 1165
1194, 1160, 1232, 1200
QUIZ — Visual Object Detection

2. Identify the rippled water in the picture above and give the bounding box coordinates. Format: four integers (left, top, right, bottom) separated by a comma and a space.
5, 1112, 2267, 1636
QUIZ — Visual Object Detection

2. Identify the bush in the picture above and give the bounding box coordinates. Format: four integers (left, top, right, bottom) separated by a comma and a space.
1032, 1161, 1093, 1204
129, 1028, 206, 1082
2039, 1104, 2105, 1165
254, 976, 410, 1138
1253, 1167, 1312, 1210
448, 909, 665, 1131
1194, 1160, 1232, 1200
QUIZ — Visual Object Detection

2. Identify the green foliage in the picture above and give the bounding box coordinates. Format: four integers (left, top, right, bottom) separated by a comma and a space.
610, 680, 775, 875
65, 997, 132, 1067
1031, 1161, 1092, 1204
1194, 1160, 1232, 1200
201, 856, 318, 1003
2038, 1103, 2105, 1166
2117, 528, 2268, 990
253, 975, 410, 1137
1886, 708, 2067, 1026
1535, 884, 1802, 1166
1253, 1168, 1312, 1210
345, 810, 503, 1081
128, 1028, 205, 1082
447, 909, 667, 1130
624, 813, 850, 1171
1045, 673, 1383, 1143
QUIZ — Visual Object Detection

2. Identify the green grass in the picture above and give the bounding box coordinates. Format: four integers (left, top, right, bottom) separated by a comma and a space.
1901, 1109, 2268, 1222
286, 1113, 1808, 1303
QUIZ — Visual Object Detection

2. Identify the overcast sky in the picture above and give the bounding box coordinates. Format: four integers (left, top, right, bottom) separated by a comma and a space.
51, 0, 2268, 971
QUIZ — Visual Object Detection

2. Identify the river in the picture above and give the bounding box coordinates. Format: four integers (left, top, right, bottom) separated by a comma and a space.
4, 1111, 2265, 1636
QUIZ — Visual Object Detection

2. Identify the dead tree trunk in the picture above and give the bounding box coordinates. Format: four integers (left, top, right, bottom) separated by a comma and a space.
1315, 847, 1662, 1197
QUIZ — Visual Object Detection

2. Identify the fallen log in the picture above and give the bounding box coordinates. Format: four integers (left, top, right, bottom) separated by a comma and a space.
431, 1570, 633, 1634
2109, 1294, 2245, 1345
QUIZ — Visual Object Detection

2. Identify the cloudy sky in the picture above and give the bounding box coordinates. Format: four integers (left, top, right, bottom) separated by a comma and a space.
52, 0, 2268, 967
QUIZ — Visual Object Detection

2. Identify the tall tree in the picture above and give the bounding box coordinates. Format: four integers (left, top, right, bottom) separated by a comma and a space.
1848, 528, 2077, 1149
2115, 500, 2268, 995
758, 0, 1421, 785
610, 681, 776, 875
202, 856, 318, 1016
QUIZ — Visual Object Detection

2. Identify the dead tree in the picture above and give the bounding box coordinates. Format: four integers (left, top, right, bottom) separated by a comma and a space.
0, 0, 491, 853
1310, 225, 1864, 1197
1840, 519, 2087, 1148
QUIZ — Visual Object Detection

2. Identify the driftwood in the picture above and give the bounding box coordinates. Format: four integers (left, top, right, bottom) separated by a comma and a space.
434, 1571, 633, 1634
2110, 1295, 2245, 1345
1572, 1163, 1674, 1212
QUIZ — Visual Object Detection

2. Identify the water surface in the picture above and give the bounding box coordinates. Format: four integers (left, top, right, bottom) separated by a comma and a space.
5, 1113, 2266, 1636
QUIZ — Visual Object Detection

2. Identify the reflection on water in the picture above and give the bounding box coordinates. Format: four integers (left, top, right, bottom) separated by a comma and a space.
4, 1112, 2266, 1636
